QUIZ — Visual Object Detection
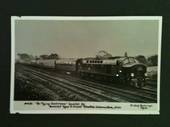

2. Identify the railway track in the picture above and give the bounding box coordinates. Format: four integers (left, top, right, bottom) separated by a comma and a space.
140, 87, 157, 96
23, 65, 157, 102
145, 78, 157, 89
16, 72, 63, 100
26, 72, 98, 101
62, 76, 157, 103
23, 68, 128, 102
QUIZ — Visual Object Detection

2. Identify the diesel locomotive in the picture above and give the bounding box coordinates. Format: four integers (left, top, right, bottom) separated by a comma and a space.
76, 57, 147, 88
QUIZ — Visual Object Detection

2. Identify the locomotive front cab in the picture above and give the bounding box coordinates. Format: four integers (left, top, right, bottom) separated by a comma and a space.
121, 57, 147, 88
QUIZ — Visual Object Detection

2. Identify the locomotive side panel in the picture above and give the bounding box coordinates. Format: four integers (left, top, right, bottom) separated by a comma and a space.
76, 59, 121, 82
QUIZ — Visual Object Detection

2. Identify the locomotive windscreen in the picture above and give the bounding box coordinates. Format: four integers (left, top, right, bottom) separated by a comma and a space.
122, 57, 138, 65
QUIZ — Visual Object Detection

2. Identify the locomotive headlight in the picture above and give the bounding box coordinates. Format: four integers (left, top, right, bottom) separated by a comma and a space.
116, 74, 119, 77
119, 70, 122, 73
131, 73, 134, 77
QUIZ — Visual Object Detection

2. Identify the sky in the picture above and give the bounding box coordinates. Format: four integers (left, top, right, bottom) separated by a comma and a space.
15, 19, 159, 58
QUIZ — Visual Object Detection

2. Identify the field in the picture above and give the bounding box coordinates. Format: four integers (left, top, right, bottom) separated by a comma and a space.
147, 66, 158, 80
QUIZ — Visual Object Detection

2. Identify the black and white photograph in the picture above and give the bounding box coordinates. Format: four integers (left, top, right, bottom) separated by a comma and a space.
10, 16, 162, 114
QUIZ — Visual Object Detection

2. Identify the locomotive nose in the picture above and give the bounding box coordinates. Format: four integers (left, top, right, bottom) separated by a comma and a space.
135, 65, 145, 72
131, 64, 147, 78
130, 64, 147, 88
134, 64, 146, 72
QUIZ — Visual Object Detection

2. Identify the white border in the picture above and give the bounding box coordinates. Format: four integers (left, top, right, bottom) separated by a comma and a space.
10, 16, 162, 114
10, 16, 15, 114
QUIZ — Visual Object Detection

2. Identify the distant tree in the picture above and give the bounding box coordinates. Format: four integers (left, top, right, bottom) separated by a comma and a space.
39, 53, 59, 59
96, 50, 112, 58
147, 55, 158, 66
35, 56, 40, 60
48, 53, 59, 59
135, 55, 147, 64
17, 53, 32, 61
40, 55, 49, 59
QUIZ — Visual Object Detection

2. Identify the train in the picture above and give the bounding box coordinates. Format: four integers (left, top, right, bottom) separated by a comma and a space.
27, 56, 147, 88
